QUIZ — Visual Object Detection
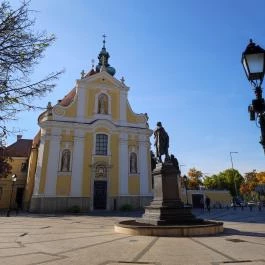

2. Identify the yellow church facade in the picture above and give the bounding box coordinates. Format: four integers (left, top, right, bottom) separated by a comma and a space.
29, 42, 153, 212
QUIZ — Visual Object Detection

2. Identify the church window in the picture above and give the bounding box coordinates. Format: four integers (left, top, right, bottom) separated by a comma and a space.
98, 93, 108, 114
60, 149, 71, 172
21, 161, 28, 172
130, 152, 137, 174
96, 134, 108, 155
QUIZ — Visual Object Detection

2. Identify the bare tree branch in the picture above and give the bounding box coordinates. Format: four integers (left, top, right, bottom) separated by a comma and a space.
0, 0, 63, 135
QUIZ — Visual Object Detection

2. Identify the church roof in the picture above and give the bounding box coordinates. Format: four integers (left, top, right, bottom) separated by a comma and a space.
59, 87, 76, 107
84, 68, 96, 78
6, 139, 32, 157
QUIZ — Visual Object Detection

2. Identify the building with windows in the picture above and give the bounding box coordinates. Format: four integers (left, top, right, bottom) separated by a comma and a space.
0, 135, 32, 210
27, 40, 153, 212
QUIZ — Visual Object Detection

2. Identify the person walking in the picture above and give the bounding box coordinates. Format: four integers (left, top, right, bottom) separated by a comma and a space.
205, 196, 211, 212
200, 197, 204, 212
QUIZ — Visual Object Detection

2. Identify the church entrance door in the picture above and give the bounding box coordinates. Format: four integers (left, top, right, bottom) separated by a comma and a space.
93, 180, 107, 210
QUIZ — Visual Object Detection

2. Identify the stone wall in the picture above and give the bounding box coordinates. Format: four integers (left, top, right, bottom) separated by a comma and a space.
30, 195, 153, 213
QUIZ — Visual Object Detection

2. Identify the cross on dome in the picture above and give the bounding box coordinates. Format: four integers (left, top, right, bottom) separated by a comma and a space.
102, 34, 107, 48
95, 35, 116, 76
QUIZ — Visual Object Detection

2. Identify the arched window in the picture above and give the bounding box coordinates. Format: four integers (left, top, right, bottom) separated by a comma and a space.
98, 93, 108, 114
60, 149, 71, 172
130, 152, 137, 174
96, 134, 108, 155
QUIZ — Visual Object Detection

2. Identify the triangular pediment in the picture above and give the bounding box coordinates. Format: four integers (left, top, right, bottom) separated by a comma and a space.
76, 70, 129, 92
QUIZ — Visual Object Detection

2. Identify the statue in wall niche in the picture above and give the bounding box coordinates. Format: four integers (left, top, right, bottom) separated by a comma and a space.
61, 149, 71, 172
154, 121, 169, 162
98, 94, 108, 114
130, 152, 137, 174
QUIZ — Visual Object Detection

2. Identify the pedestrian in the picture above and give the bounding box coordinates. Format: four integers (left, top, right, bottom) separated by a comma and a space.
200, 197, 204, 212
205, 196, 211, 212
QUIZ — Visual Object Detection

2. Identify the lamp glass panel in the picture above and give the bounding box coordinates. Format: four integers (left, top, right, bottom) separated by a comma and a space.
243, 57, 250, 76
245, 53, 264, 74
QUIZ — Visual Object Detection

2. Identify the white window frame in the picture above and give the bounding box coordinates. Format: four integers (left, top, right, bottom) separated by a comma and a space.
94, 133, 109, 156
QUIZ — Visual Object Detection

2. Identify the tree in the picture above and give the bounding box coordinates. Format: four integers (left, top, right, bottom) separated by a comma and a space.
187, 167, 203, 189
218, 169, 243, 197
240, 171, 265, 200
203, 174, 218, 189
0, 147, 12, 177
256, 171, 265, 184
202, 169, 243, 196
203, 173, 228, 190
0, 0, 63, 135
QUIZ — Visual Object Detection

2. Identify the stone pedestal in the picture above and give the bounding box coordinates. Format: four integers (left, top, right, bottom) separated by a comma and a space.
139, 162, 198, 225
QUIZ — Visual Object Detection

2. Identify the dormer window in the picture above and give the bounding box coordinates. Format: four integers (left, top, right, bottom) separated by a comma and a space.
98, 93, 108, 114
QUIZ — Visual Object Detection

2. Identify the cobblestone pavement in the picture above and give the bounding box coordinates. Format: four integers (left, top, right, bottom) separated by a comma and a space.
0, 208, 264, 265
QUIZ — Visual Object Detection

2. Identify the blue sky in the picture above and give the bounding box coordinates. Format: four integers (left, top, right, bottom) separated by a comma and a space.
7, 0, 265, 175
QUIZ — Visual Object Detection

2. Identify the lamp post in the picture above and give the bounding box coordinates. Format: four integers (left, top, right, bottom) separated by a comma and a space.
6, 174, 17, 217
183, 175, 189, 205
230, 152, 238, 198
241, 39, 265, 153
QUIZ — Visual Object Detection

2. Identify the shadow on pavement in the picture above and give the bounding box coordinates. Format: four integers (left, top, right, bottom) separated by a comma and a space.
222, 228, 265, 238
192, 208, 265, 224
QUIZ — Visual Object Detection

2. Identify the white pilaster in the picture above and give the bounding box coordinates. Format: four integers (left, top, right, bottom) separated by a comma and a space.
71, 129, 85, 196
45, 130, 61, 196
119, 90, 127, 124
119, 133, 128, 195
33, 136, 45, 195
76, 85, 86, 121
139, 135, 149, 195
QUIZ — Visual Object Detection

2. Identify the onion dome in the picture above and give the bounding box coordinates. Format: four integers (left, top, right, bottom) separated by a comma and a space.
95, 35, 116, 76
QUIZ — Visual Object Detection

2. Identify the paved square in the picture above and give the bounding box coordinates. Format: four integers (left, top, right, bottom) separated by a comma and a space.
0, 208, 264, 265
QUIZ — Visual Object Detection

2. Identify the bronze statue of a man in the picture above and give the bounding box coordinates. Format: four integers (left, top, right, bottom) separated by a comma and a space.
154, 122, 169, 162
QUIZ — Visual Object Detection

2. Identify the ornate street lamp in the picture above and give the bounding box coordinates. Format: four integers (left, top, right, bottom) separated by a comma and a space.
241, 39, 265, 152
6, 174, 17, 217
183, 175, 189, 205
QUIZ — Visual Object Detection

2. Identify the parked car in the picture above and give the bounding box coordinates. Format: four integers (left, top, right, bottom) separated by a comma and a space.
247, 201, 256, 206
231, 202, 246, 207
231, 199, 246, 207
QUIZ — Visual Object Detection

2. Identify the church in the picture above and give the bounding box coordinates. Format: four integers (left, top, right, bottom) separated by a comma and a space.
27, 39, 153, 212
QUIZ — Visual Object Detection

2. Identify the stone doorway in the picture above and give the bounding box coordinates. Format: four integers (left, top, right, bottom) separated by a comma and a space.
93, 180, 107, 210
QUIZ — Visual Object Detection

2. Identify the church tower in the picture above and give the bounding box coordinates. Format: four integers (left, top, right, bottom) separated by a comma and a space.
29, 38, 153, 212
